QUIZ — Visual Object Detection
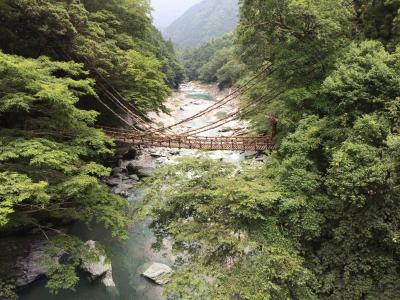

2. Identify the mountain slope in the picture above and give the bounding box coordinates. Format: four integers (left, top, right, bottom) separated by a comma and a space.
151, 0, 202, 29
164, 0, 238, 48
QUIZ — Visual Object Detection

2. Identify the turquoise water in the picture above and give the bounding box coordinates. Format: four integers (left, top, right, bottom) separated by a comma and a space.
19, 191, 170, 300
186, 92, 214, 101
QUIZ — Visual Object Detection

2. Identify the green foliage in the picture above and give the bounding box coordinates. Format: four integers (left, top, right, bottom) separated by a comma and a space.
233, 1, 400, 297
182, 34, 245, 88
0, 0, 184, 113
0, 280, 18, 300
139, 158, 316, 299
0, 51, 129, 291
356, 0, 400, 50
43, 236, 107, 293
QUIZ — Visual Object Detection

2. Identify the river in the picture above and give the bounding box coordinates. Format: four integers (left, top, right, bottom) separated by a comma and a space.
19, 82, 249, 300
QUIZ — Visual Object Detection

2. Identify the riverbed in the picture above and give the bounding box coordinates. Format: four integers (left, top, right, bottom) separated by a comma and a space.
18, 82, 253, 300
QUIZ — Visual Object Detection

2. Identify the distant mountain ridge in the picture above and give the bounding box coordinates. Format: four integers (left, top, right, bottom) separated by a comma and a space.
163, 0, 239, 49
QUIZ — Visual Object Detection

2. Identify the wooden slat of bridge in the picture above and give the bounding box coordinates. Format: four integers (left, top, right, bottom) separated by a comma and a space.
102, 128, 275, 151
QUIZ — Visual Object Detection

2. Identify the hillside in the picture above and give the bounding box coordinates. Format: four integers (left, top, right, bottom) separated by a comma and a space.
163, 0, 238, 48
151, 0, 202, 29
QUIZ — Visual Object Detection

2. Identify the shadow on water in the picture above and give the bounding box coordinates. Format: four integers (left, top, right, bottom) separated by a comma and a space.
19, 190, 169, 300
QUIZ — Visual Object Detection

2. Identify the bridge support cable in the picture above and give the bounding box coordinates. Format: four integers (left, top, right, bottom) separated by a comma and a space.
178, 90, 284, 136
54, 49, 148, 130
146, 63, 276, 134
63, 48, 276, 136
96, 61, 276, 138
58, 49, 157, 130
95, 96, 137, 128
96, 84, 155, 131
90, 60, 274, 136
58, 48, 281, 141
98, 90, 283, 141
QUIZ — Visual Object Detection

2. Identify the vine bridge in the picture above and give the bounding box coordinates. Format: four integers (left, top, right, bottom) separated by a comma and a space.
102, 127, 275, 151
90, 62, 278, 151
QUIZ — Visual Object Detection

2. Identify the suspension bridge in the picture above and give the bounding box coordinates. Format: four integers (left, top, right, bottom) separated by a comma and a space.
102, 127, 275, 151
85, 59, 278, 151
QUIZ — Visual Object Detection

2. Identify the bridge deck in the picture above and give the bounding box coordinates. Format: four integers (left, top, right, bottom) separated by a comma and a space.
103, 128, 275, 151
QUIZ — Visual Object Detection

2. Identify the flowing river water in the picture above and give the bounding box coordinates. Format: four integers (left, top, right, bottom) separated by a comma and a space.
19, 82, 250, 300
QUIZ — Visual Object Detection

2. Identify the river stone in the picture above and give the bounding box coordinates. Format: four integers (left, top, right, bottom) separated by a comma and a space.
149, 149, 168, 158
15, 241, 53, 287
169, 149, 180, 155
155, 157, 169, 165
123, 148, 139, 160
129, 174, 140, 181
126, 161, 155, 177
81, 240, 116, 287
105, 176, 122, 187
112, 167, 127, 176
142, 263, 173, 285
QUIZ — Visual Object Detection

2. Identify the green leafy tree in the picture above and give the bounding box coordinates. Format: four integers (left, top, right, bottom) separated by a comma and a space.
0, 0, 183, 113
0, 51, 129, 291
139, 157, 316, 299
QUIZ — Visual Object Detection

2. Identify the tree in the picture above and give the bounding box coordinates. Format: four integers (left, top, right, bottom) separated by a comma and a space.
139, 157, 316, 299
0, 0, 183, 113
0, 51, 129, 291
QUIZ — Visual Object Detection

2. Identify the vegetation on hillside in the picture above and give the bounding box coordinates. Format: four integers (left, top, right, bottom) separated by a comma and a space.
138, 1, 400, 299
164, 0, 239, 49
181, 34, 245, 89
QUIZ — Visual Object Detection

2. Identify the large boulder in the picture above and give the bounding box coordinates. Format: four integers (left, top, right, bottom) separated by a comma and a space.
128, 174, 140, 181
105, 176, 122, 187
126, 161, 155, 178
111, 167, 127, 176
141, 263, 173, 285
15, 241, 55, 287
149, 149, 168, 158
81, 241, 115, 287
123, 148, 139, 160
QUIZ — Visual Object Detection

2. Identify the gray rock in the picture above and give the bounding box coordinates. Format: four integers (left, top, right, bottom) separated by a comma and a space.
120, 179, 139, 190
218, 127, 233, 133
129, 174, 140, 181
255, 156, 266, 162
112, 167, 127, 176
169, 149, 180, 155
117, 159, 124, 167
111, 186, 130, 197
123, 149, 138, 160
142, 263, 173, 285
149, 149, 167, 158
136, 167, 154, 177
81, 241, 115, 287
15, 241, 59, 287
105, 177, 122, 187
127, 161, 155, 178
155, 157, 169, 165
244, 151, 258, 159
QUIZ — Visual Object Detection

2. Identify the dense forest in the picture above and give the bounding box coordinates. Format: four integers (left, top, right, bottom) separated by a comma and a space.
138, 0, 400, 299
181, 34, 245, 89
0, 0, 184, 297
